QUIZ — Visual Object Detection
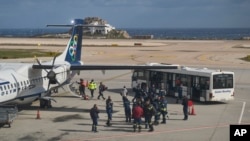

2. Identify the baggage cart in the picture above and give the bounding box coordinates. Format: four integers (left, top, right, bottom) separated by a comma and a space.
0, 105, 18, 128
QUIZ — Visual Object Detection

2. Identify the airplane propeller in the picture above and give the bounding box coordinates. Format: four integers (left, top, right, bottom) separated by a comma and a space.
35, 55, 62, 93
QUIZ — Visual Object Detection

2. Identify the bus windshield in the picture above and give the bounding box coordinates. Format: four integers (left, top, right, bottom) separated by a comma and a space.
213, 74, 233, 89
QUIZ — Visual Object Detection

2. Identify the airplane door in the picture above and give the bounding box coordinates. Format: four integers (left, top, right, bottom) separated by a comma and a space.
10, 73, 19, 97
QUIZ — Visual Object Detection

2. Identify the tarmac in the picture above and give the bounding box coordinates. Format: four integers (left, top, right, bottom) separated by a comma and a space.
0, 38, 250, 141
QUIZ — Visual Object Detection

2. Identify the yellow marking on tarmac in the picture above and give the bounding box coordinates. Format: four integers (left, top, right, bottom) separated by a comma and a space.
100, 72, 132, 83
197, 54, 209, 61
196, 54, 215, 62
110, 54, 177, 59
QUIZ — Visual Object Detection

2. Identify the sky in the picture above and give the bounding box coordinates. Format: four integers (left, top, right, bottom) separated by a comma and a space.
0, 0, 250, 28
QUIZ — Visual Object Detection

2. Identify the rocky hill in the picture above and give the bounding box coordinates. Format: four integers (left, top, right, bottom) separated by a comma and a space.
39, 17, 130, 39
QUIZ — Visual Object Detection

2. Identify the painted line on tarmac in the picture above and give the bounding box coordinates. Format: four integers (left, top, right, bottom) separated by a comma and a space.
101, 72, 132, 82
235, 99, 247, 124
238, 101, 246, 124
73, 124, 229, 141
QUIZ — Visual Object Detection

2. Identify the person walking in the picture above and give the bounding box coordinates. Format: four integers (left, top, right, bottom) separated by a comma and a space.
122, 95, 131, 122
153, 96, 161, 125
121, 85, 128, 96
176, 83, 183, 103
90, 104, 99, 132
182, 95, 188, 120
98, 82, 107, 100
132, 102, 144, 132
143, 98, 156, 132
159, 96, 168, 124
106, 96, 113, 126
88, 79, 97, 98
77, 78, 85, 97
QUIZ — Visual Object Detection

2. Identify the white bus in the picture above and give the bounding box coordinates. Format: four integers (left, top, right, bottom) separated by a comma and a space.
131, 65, 235, 102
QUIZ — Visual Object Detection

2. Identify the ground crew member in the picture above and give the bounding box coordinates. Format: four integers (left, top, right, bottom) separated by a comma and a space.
159, 96, 168, 124
88, 79, 97, 98
132, 102, 143, 132
106, 96, 113, 126
121, 85, 128, 96
90, 104, 99, 132
132, 85, 142, 102
77, 78, 85, 97
182, 95, 188, 120
122, 95, 131, 122
98, 82, 107, 100
153, 96, 161, 125
144, 98, 156, 132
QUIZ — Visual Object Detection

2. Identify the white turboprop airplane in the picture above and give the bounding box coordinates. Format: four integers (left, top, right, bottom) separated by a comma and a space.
0, 19, 178, 108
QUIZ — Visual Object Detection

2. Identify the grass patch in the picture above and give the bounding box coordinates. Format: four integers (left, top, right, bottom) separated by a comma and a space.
241, 55, 250, 62
0, 49, 61, 59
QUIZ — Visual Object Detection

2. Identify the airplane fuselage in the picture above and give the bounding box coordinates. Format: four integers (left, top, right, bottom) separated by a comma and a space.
0, 62, 74, 105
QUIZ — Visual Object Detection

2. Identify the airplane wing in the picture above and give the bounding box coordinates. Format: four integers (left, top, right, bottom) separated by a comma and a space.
69, 64, 178, 70
32, 64, 179, 70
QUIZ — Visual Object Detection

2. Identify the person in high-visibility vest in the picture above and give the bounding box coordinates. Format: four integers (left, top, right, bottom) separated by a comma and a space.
88, 79, 97, 98
159, 96, 168, 124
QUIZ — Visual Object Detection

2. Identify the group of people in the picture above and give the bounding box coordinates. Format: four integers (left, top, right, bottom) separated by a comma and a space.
129, 85, 168, 132
89, 82, 189, 133
77, 79, 108, 100
89, 95, 113, 132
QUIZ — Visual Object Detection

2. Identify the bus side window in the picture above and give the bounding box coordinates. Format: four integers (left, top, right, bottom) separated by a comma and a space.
205, 81, 210, 90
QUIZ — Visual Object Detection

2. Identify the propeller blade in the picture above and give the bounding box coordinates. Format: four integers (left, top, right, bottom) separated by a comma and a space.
35, 58, 49, 73
51, 55, 57, 69
47, 82, 51, 94
56, 80, 66, 92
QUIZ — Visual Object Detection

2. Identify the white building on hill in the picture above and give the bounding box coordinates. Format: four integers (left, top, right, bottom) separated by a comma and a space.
88, 21, 115, 35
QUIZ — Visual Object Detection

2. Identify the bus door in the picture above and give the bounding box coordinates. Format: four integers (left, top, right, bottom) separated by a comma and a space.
199, 77, 210, 101
191, 76, 201, 101
186, 75, 192, 98
166, 73, 175, 96
149, 71, 163, 93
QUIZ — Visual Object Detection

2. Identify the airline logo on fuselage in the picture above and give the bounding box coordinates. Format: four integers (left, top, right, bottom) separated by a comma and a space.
0, 79, 10, 85
68, 35, 78, 61
214, 90, 231, 93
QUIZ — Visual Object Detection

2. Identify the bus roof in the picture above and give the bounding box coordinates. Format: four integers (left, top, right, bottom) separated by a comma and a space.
146, 66, 234, 77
